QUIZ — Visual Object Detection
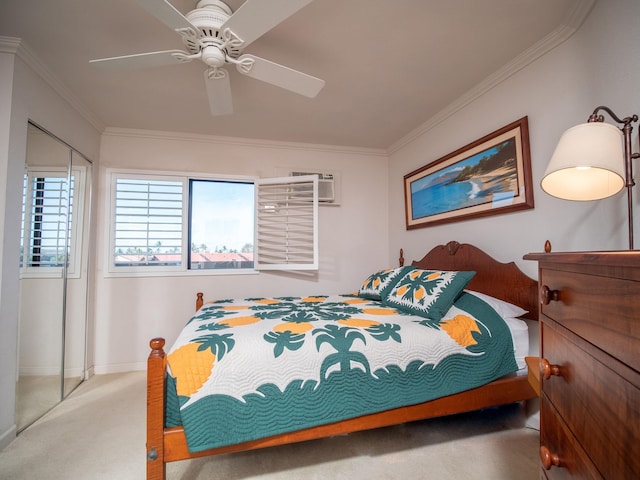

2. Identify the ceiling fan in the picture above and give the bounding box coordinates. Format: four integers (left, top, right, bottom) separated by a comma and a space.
90, 0, 325, 115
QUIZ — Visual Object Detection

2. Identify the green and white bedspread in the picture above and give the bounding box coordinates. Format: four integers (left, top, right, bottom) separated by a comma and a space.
165, 292, 518, 453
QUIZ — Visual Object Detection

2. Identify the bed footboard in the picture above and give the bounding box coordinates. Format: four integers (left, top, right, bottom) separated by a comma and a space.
144, 332, 535, 480
147, 338, 167, 480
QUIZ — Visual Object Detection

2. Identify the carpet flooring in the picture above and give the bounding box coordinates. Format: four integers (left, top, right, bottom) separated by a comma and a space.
0, 372, 540, 479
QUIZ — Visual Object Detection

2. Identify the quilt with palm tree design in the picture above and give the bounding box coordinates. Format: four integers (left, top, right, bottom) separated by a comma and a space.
165, 292, 518, 453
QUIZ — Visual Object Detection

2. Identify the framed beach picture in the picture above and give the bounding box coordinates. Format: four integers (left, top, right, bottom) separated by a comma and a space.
404, 117, 533, 230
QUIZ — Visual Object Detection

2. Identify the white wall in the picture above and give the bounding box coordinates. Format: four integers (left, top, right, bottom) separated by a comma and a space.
94, 130, 390, 373
0, 44, 101, 449
0, 49, 19, 451
389, 0, 640, 279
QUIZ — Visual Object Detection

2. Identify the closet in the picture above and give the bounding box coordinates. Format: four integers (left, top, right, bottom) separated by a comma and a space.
15, 122, 93, 432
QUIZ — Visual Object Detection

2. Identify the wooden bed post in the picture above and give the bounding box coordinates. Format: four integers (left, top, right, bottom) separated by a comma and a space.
147, 338, 167, 480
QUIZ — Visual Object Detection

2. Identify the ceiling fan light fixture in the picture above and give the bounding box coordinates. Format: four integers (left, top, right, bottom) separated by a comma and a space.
201, 45, 226, 67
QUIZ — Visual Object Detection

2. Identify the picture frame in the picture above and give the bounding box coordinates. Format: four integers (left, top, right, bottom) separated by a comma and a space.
404, 116, 533, 230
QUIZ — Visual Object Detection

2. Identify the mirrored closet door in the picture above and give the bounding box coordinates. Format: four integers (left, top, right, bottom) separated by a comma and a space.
16, 122, 93, 431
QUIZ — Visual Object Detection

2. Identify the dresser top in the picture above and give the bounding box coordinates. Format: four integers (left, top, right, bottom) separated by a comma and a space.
524, 251, 640, 281
524, 251, 640, 264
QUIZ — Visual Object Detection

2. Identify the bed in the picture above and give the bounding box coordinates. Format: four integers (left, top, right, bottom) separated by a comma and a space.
146, 241, 539, 480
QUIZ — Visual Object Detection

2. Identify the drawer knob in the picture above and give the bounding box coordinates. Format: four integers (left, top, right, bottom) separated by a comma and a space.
540, 285, 560, 305
540, 445, 561, 470
541, 358, 561, 380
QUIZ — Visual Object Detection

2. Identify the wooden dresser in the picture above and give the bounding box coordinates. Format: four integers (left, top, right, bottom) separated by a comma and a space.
524, 251, 640, 479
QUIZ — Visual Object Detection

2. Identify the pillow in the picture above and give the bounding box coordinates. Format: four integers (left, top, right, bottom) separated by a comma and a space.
383, 269, 475, 321
358, 266, 415, 301
503, 317, 529, 370
464, 290, 528, 318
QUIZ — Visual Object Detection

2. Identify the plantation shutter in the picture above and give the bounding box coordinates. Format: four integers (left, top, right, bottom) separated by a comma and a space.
112, 176, 184, 268
255, 175, 318, 270
22, 172, 71, 269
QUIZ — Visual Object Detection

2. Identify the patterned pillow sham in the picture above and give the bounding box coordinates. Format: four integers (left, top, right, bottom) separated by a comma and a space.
357, 266, 416, 300
383, 269, 476, 321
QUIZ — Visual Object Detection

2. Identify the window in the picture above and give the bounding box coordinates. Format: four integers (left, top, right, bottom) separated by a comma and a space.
189, 179, 255, 270
107, 170, 317, 275
21, 166, 86, 278
112, 175, 185, 269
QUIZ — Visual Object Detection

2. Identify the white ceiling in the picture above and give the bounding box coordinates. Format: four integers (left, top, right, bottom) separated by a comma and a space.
1, 0, 588, 150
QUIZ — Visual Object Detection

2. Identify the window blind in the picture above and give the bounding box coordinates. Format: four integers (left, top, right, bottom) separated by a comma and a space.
113, 177, 183, 267
22, 174, 71, 269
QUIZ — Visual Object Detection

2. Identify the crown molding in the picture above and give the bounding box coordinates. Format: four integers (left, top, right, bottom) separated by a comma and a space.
0, 36, 105, 133
0, 36, 21, 54
388, 0, 597, 154
103, 127, 388, 157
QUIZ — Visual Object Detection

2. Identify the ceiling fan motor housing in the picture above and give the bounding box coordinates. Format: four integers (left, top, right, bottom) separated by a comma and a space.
195, 0, 232, 15
184, 1, 237, 56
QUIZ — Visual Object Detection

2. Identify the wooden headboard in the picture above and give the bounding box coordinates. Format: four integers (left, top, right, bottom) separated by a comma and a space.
408, 241, 539, 321
195, 240, 539, 319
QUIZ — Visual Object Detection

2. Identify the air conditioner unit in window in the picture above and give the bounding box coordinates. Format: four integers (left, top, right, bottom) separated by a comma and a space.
290, 171, 335, 203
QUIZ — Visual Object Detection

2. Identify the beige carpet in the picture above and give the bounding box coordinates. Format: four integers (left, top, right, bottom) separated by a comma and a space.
15, 374, 83, 432
15, 375, 61, 431
0, 372, 540, 479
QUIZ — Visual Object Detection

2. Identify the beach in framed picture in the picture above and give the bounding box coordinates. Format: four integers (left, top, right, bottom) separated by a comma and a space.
404, 117, 534, 229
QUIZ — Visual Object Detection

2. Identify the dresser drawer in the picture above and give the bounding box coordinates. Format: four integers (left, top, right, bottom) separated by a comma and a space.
541, 320, 640, 478
539, 268, 640, 374
540, 395, 601, 479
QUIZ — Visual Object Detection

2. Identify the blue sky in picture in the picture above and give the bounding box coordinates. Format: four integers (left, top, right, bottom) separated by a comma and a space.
409, 142, 512, 220
411, 145, 501, 193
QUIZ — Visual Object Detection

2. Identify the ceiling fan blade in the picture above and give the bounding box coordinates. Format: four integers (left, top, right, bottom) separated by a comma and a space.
133, 0, 196, 32
221, 0, 315, 48
90, 50, 190, 68
204, 69, 233, 115
236, 54, 325, 98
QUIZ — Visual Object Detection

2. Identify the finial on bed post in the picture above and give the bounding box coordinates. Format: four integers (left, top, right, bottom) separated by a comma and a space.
196, 292, 204, 311
399, 248, 404, 266
544, 240, 552, 253
149, 338, 165, 358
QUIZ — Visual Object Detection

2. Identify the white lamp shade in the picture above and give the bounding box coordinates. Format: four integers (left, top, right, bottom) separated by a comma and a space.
541, 122, 625, 201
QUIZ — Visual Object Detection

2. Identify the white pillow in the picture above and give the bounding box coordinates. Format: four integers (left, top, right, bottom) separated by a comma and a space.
503, 316, 529, 371
465, 290, 528, 318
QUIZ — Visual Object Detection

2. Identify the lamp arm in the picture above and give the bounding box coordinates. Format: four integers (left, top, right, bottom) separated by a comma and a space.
589, 105, 638, 127
588, 106, 639, 249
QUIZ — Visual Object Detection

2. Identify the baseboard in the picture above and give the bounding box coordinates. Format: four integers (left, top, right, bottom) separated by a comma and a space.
93, 361, 145, 375
19, 366, 85, 377
19, 366, 61, 376
84, 366, 95, 379
0, 424, 17, 451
